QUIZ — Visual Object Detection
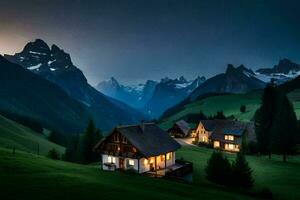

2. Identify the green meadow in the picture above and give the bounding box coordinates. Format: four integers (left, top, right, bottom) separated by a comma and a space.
177, 146, 300, 200
160, 89, 300, 130
0, 114, 65, 155
0, 145, 299, 200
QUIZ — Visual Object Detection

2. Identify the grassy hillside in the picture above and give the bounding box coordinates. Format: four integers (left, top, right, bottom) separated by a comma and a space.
1, 146, 300, 199
160, 89, 300, 130
177, 146, 300, 200
0, 148, 256, 200
0, 55, 91, 134
0, 115, 64, 155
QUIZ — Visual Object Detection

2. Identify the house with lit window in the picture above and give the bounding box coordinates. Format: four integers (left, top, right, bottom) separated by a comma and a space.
193, 120, 255, 152
168, 120, 191, 138
93, 123, 183, 174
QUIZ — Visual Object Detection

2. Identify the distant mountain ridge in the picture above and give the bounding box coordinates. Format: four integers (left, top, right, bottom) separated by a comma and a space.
96, 75, 206, 118
0, 55, 90, 133
96, 78, 158, 108
4, 39, 144, 131
145, 76, 206, 117
255, 59, 300, 84
189, 64, 266, 101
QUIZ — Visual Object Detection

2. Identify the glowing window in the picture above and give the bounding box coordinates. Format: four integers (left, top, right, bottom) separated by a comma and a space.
166, 153, 172, 160
149, 157, 155, 163
225, 135, 234, 141
144, 159, 148, 165
213, 141, 220, 148
108, 156, 116, 163
128, 159, 134, 166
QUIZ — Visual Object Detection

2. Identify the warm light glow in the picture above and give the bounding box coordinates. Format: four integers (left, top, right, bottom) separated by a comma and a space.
225, 144, 239, 151
144, 159, 148, 165
213, 141, 220, 148
117, 146, 120, 151
166, 153, 171, 160
108, 156, 116, 163
128, 159, 134, 166
225, 135, 234, 141
149, 157, 155, 164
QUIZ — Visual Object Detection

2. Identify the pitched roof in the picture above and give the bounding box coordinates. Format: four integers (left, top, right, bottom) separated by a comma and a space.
174, 120, 190, 136
222, 129, 244, 136
95, 123, 181, 157
199, 120, 255, 142
199, 120, 217, 131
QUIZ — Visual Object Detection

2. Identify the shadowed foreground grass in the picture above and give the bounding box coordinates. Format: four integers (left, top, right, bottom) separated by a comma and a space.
177, 146, 300, 200
0, 147, 257, 200
0, 146, 299, 200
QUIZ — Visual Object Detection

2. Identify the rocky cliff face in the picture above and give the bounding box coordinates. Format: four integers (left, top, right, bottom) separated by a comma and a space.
4, 39, 145, 131
189, 64, 266, 101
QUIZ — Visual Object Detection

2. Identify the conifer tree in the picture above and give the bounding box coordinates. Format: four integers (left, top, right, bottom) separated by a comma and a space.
232, 152, 253, 187
254, 84, 278, 157
64, 134, 80, 162
205, 151, 231, 185
81, 120, 103, 163
271, 95, 298, 162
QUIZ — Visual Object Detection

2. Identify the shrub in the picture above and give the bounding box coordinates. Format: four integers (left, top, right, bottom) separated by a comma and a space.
240, 105, 246, 113
205, 151, 231, 185
259, 187, 273, 199
198, 142, 213, 148
246, 141, 259, 155
124, 168, 138, 174
47, 148, 60, 160
231, 152, 253, 187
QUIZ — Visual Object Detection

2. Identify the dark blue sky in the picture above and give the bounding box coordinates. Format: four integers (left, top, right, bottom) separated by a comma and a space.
0, 0, 300, 84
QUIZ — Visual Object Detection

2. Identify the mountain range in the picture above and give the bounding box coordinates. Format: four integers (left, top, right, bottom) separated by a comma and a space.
0, 55, 89, 133
97, 59, 300, 118
161, 60, 300, 120
189, 64, 266, 101
255, 59, 300, 84
96, 78, 158, 109
3, 39, 144, 132
2, 39, 300, 130
96, 76, 206, 118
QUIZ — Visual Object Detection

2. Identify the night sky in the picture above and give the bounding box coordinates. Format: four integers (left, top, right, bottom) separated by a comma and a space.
0, 0, 300, 85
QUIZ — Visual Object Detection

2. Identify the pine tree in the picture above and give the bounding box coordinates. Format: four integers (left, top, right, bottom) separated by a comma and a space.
205, 151, 232, 185
271, 95, 298, 162
254, 84, 278, 157
47, 148, 60, 160
81, 120, 102, 164
64, 134, 80, 162
232, 152, 253, 187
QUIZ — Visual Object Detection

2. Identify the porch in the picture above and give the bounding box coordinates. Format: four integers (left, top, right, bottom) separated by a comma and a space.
145, 159, 193, 181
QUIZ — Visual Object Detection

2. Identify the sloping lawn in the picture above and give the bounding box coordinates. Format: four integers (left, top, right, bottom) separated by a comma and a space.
177, 146, 300, 200
0, 115, 64, 155
0, 148, 257, 200
160, 90, 300, 130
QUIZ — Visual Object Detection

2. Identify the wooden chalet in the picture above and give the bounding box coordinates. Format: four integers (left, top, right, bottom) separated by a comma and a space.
94, 123, 182, 174
192, 120, 255, 152
168, 120, 191, 138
